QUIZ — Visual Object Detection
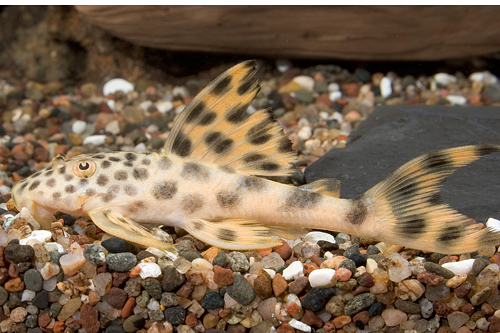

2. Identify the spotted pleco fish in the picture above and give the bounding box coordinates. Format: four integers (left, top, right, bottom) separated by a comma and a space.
10, 61, 500, 255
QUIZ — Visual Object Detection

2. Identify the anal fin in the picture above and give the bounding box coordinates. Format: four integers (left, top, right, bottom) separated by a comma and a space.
88, 209, 178, 255
183, 218, 282, 250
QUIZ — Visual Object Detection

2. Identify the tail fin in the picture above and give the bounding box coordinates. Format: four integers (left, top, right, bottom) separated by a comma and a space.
362, 145, 500, 254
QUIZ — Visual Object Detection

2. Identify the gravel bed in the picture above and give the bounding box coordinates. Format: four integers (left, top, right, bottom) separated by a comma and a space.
0, 60, 500, 333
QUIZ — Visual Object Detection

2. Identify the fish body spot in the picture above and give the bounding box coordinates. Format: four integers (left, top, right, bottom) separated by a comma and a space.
282, 188, 322, 211
132, 168, 149, 181
181, 162, 209, 181
152, 181, 178, 200
181, 194, 204, 214
217, 190, 240, 209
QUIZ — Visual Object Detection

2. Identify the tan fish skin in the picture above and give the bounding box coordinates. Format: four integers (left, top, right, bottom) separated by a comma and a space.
10, 61, 500, 255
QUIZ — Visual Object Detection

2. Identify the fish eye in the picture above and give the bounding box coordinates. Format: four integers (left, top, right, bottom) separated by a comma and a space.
73, 160, 97, 178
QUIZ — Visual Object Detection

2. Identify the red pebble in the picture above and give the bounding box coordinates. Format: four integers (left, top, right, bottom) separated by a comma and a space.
121, 298, 136, 318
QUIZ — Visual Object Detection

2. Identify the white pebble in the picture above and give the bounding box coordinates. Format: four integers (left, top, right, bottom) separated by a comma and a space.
172, 86, 190, 98
276, 59, 292, 73
288, 319, 312, 332
329, 111, 344, 124
105, 120, 121, 135
329, 91, 342, 102
469, 71, 498, 85
147, 298, 160, 311
293, 76, 315, 92
366, 258, 378, 274
45, 242, 64, 253
388, 253, 411, 283
43, 276, 58, 291
442, 259, 475, 275
106, 99, 115, 111
380, 77, 392, 98
103, 78, 134, 96
134, 143, 147, 152
308, 268, 336, 288
486, 217, 500, 232
139, 100, 153, 111
83, 135, 107, 146
19, 230, 52, 246
71, 120, 87, 135
191, 258, 213, 271
328, 82, 340, 92
0, 185, 11, 195
156, 100, 173, 114
434, 73, 457, 86
446, 95, 468, 105
264, 269, 276, 279
303, 231, 336, 244
282, 260, 304, 281
137, 262, 162, 279
22, 290, 36, 302
319, 111, 330, 120
297, 126, 312, 140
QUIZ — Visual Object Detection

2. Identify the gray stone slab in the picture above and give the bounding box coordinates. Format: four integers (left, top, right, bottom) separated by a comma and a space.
304, 105, 500, 223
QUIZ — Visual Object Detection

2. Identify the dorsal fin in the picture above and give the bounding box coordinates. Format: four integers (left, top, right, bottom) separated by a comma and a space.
164, 61, 297, 177
302, 178, 341, 198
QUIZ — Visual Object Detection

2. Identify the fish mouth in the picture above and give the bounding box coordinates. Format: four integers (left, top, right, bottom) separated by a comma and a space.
11, 190, 56, 229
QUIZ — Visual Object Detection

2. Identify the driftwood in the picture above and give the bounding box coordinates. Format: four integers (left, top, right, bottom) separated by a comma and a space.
76, 5, 500, 61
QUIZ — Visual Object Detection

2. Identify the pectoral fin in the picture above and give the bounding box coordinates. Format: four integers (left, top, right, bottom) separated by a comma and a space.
183, 218, 282, 250
88, 209, 178, 255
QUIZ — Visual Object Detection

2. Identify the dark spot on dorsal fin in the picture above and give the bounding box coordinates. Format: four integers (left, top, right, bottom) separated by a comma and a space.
243, 153, 266, 163
226, 103, 250, 124
198, 112, 216, 126
212, 76, 232, 96
205, 132, 222, 145
172, 132, 192, 157
186, 102, 206, 123
259, 162, 279, 171
246, 120, 273, 145
237, 78, 255, 96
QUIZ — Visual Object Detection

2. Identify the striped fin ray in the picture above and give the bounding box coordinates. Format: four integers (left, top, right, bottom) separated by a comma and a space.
164, 60, 297, 176
362, 145, 500, 254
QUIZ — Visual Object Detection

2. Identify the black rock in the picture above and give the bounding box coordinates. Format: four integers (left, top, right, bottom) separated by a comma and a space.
163, 306, 186, 325
395, 299, 421, 314
105, 325, 126, 333
368, 301, 385, 317
50, 302, 63, 317
31, 290, 49, 309
141, 279, 162, 300
101, 237, 131, 253
366, 245, 381, 255
301, 288, 335, 312
106, 253, 137, 272
354, 68, 372, 83
343, 245, 367, 267
4, 243, 34, 263
0, 287, 8, 306
25, 314, 38, 328
339, 259, 357, 275
161, 267, 185, 292
305, 105, 500, 223
201, 291, 225, 309
23, 269, 43, 292
225, 273, 256, 306
59, 213, 76, 226
212, 251, 227, 268
27, 329, 44, 333
345, 293, 376, 315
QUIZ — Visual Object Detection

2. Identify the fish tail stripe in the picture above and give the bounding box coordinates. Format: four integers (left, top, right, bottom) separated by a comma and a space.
362, 144, 500, 254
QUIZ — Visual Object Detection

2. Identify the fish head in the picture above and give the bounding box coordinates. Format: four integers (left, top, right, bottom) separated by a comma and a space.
11, 152, 117, 228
